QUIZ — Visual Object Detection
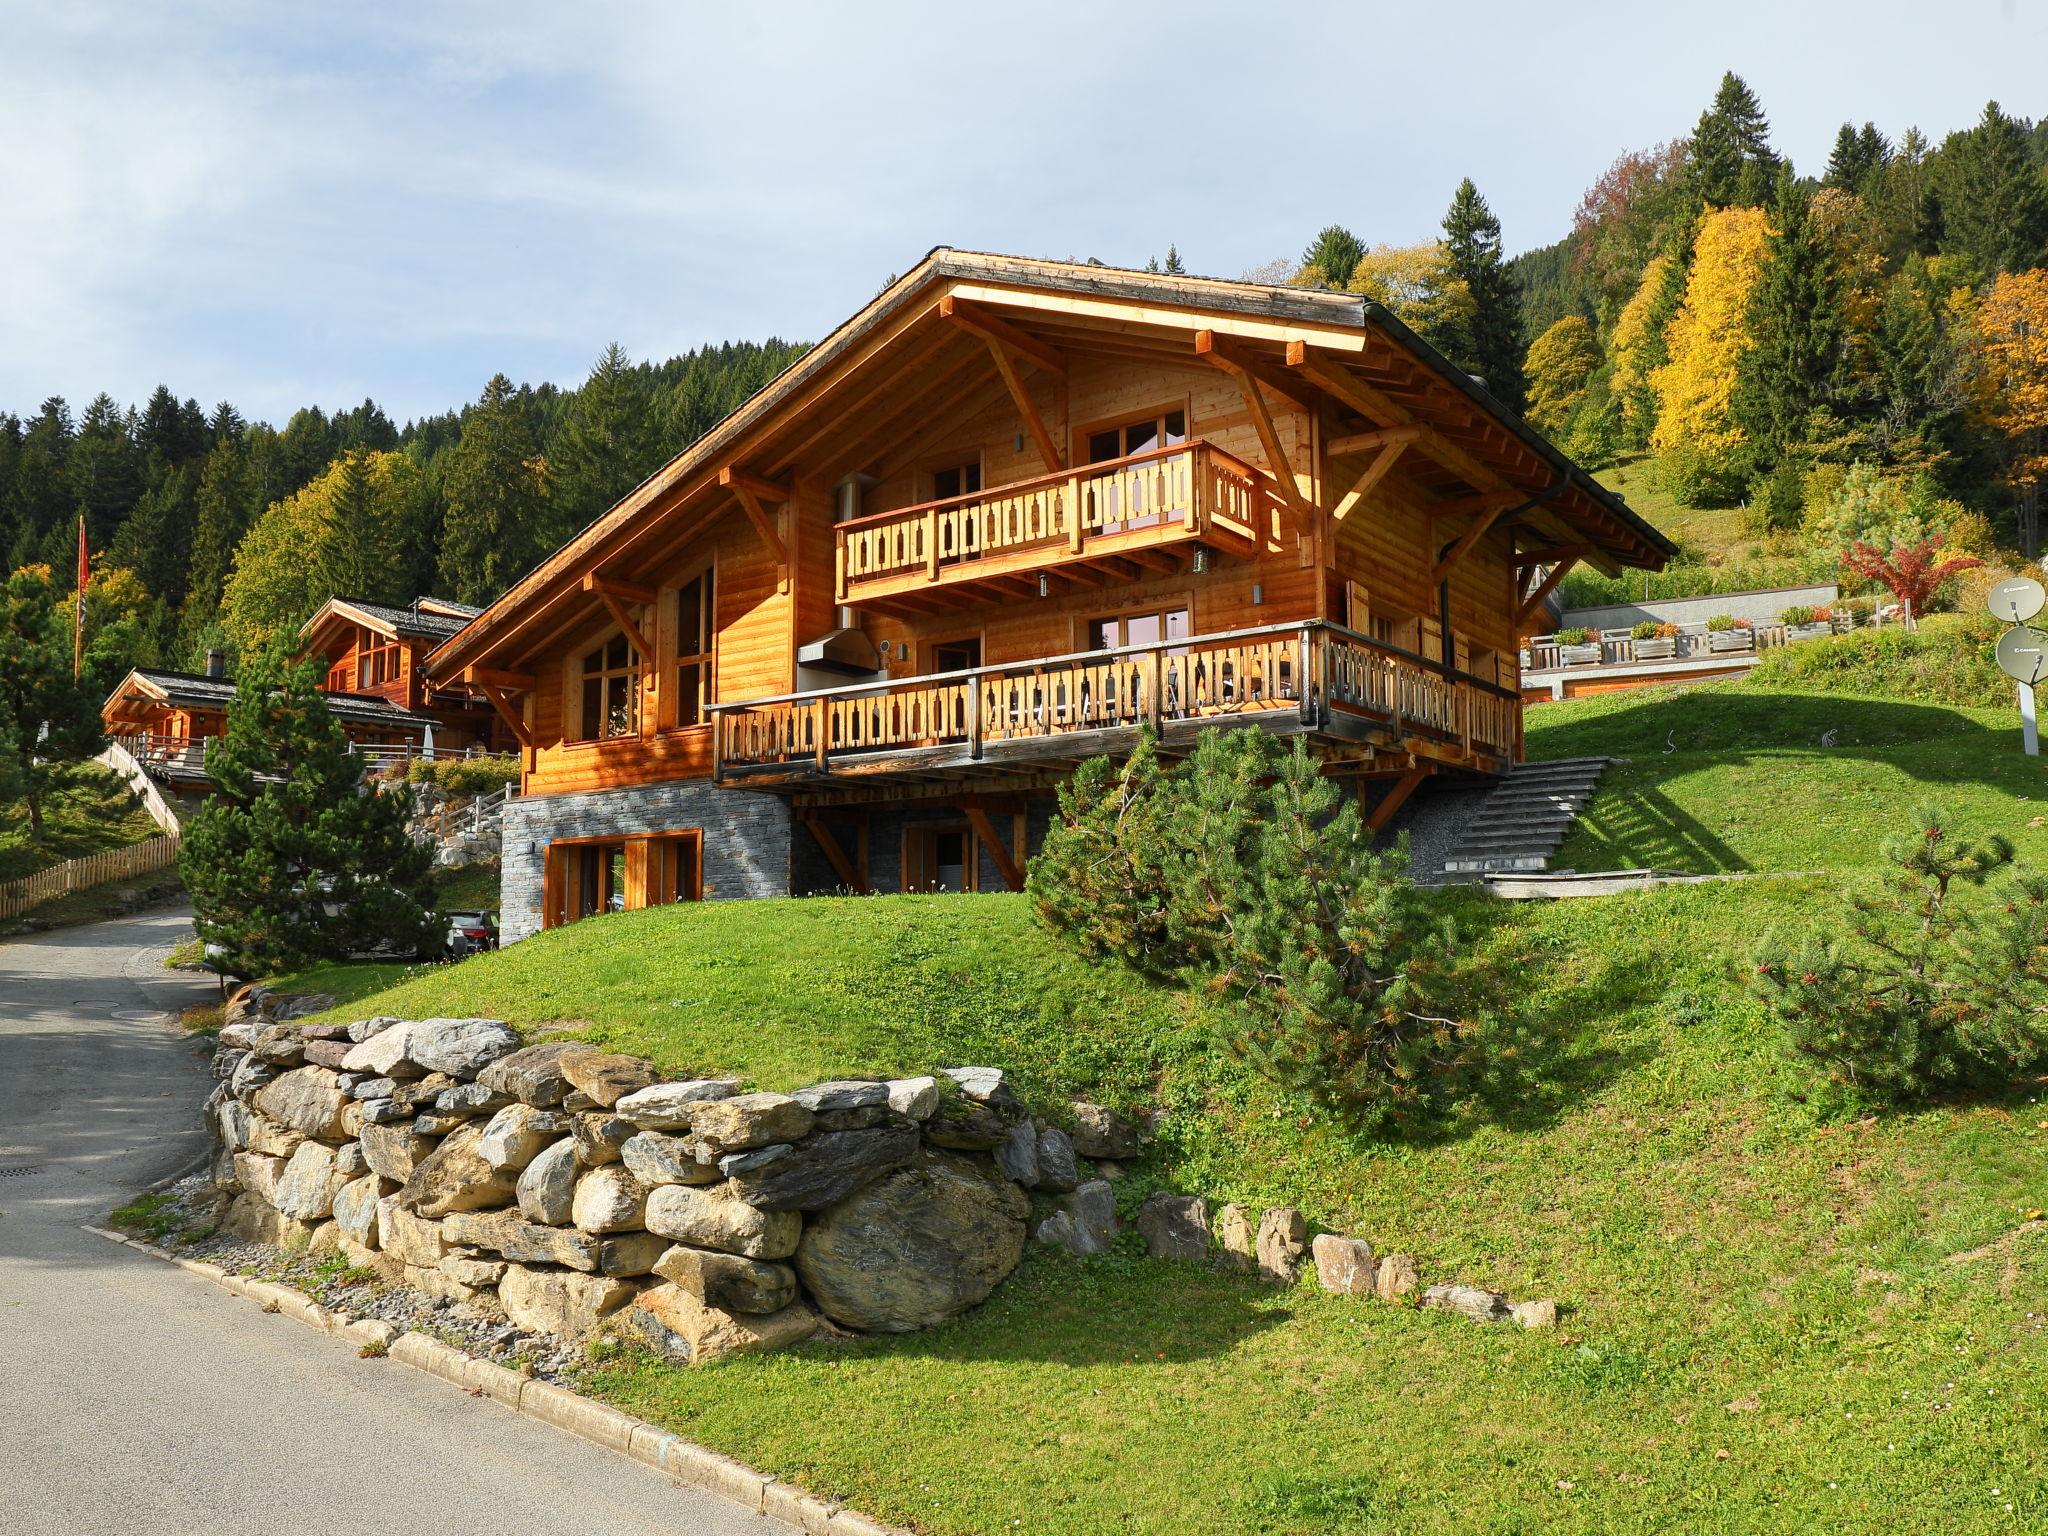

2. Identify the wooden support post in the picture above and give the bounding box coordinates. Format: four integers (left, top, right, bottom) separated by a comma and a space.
1515, 555, 1582, 629
979, 335, 1064, 473
938, 295, 1067, 377
1331, 436, 1415, 523
1195, 330, 1310, 521
477, 684, 533, 751
1430, 500, 1517, 584
802, 817, 867, 894
964, 806, 1025, 892
594, 593, 654, 663
1365, 767, 1430, 834
719, 467, 791, 592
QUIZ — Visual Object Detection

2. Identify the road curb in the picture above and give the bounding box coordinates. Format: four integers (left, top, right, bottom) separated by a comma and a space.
81, 1223, 890, 1534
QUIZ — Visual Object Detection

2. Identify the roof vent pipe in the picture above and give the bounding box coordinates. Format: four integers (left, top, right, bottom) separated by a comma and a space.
205, 648, 226, 680
795, 473, 884, 675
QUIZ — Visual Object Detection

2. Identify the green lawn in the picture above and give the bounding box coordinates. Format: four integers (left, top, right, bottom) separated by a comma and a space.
0, 763, 162, 882
1597, 454, 1751, 563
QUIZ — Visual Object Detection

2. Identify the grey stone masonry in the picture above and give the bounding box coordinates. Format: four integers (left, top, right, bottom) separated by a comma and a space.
499, 782, 794, 943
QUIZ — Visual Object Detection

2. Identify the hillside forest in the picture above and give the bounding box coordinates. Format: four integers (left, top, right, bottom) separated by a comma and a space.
4, 73, 2047, 703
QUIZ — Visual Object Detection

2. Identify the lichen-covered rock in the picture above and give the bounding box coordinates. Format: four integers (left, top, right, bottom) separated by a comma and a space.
405, 1018, 519, 1080
1035, 1128, 1079, 1193
620, 1131, 721, 1187
253, 1067, 351, 1141
1035, 1180, 1117, 1257
644, 1184, 801, 1260
340, 1021, 417, 1078
923, 1096, 1014, 1151
477, 1041, 586, 1107
624, 1281, 817, 1364
1311, 1234, 1376, 1296
652, 1244, 799, 1315
795, 1149, 1029, 1333
516, 1136, 580, 1224
1422, 1283, 1511, 1323
1256, 1207, 1307, 1283
1069, 1102, 1144, 1160
434, 1081, 513, 1117
217, 1098, 254, 1153
358, 1121, 434, 1182
686, 1092, 814, 1154
1375, 1252, 1420, 1303
994, 1122, 1039, 1185
396, 1120, 519, 1218
614, 1078, 743, 1130
475, 1104, 566, 1172
497, 1263, 636, 1341
250, 1024, 306, 1066
571, 1165, 647, 1233
1137, 1193, 1210, 1262
272, 1141, 350, 1221
726, 1123, 919, 1212
228, 1053, 275, 1102
331, 1173, 385, 1246
559, 1049, 657, 1109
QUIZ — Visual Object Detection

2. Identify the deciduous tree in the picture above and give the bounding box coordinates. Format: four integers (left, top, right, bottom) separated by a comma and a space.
1973, 266, 2048, 555
1523, 316, 1602, 436
1650, 205, 1771, 497
1840, 532, 1982, 623
0, 565, 101, 835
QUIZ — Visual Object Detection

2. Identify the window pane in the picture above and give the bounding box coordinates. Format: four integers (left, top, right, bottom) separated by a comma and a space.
676, 577, 702, 651
1164, 410, 1187, 444
1087, 430, 1120, 464
1126, 613, 1162, 647
964, 463, 981, 494
1086, 618, 1117, 650
1165, 608, 1190, 640
1124, 419, 1159, 456
581, 678, 602, 740
675, 662, 701, 727
932, 467, 960, 501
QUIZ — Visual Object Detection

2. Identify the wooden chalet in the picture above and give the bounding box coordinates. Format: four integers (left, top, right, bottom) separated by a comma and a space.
425, 250, 1674, 940
298, 595, 509, 754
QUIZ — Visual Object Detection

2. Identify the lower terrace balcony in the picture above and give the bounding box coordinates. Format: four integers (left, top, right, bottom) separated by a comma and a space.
835, 440, 1282, 614
710, 621, 1521, 796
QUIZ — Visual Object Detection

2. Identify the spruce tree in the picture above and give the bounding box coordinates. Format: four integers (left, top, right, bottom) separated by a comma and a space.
180, 645, 437, 975
178, 433, 251, 659
319, 447, 391, 602
1825, 122, 1890, 196
1162, 244, 1187, 276
111, 464, 197, 607
1298, 225, 1366, 290
1934, 101, 2048, 275
437, 374, 550, 606
68, 393, 140, 552
1732, 167, 1845, 461
1689, 72, 1781, 207
1440, 179, 1527, 410
550, 344, 658, 532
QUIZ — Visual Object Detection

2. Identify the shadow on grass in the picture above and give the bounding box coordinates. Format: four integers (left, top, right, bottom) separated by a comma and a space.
1525, 684, 2005, 764
1563, 776, 1749, 873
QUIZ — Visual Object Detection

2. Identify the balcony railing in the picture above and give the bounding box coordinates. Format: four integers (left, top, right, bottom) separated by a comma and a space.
834, 440, 1281, 603
711, 621, 1520, 781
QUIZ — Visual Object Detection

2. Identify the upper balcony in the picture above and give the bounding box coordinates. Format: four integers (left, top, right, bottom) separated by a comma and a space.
834, 440, 1284, 615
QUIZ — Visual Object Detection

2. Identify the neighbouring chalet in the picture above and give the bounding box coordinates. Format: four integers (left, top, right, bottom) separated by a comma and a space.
425, 251, 1676, 941
101, 595, 503, 804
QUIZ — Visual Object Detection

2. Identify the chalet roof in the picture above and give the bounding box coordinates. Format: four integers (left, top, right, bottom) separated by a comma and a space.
430, 248, 1677, 677
107, 668, 440, 732
303, 595, 482, 646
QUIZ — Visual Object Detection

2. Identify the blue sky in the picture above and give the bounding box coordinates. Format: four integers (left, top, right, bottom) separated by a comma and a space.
4, 0, 2044, 425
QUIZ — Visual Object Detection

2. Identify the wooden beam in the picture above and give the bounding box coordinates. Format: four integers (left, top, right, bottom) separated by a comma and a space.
938, 295, 1066, 377
717, 466, 792, 504
477, 684, 533, 751
1331, 438, 1413, 523
596, 593, 654, 663
727, 482, 789, 576
459, 665, 536, 691
1326, 426, 1422, 458
980, 334, 1064, 472
964, 806, 1025, 892
1195, 330, 1310, 518
1196, 329, 1318, 413
1364, 766, 1430, 834
1431, 499, 1518, 584
1287, 348, 1513, 496
801, 817, 867, 894
1515, 555, 1582, 629
1514, 541, 1590, 568
582, 573, 657, 605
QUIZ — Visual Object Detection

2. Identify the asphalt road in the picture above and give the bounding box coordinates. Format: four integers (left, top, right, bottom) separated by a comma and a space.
0, 909, 779, 1536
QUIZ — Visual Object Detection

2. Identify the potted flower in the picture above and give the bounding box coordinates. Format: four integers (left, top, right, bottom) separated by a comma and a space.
1779, 604, 1832, 643
1631, 619, 1678, 660
1705, 614, 1755, 653
1553, 625, 1602, 666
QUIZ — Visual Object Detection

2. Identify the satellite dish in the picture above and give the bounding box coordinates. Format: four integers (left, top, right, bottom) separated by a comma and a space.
1987, 575, 2047, 624
1996, 625, 2048, 687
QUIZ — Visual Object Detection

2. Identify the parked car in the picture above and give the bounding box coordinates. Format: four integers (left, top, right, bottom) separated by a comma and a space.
442, 909, 500, 959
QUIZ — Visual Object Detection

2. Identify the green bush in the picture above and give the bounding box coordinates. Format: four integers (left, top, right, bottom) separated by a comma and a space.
1748, 612, 2008, 707
1655, 439, 1751, 508
1704, 614, 1738, 632
1748, 804, 2048, 1107
1558, 551, 1841, 610
1778, 604, 1817, 626
1630, 620, 1662, 640
1552, 626, 1594, 646
403, 755, 520, 795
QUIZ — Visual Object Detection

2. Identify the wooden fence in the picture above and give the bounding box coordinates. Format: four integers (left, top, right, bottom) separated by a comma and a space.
0, 834, 183, 921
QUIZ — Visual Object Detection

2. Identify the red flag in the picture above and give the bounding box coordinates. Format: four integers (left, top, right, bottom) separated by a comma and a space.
73, 515, 87, 679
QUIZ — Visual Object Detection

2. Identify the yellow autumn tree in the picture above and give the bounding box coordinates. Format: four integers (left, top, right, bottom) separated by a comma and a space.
1523, 316, 1602, 435
1609, 252, 1673, 440
1974, 267, 2048, 553
1348, 242, 1475, 355
1649, 206, 1771, 493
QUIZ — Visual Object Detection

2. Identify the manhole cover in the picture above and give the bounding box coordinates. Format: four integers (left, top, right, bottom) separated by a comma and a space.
112, 1009, 167, 1022
0, 1166, 43, 1178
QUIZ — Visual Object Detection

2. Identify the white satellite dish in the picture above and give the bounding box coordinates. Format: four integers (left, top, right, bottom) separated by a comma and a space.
1987, 575, 2047, 624
1996, 626, 2048, 688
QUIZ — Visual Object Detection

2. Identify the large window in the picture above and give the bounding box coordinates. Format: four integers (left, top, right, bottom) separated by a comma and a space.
929, 460, 982, 502
544, 831, 702, 928
1085, 407, 1187, 466
1085, 408, 1187, 530
579, 634, 641, 741
673, 569, 715, 728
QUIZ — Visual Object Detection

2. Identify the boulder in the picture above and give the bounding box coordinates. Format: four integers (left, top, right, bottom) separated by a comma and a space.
441, 1209, 665, 1275
717, 1145, 794, 1178
1511, 1298, 1559, 1330
885, 1076, 940, 1120
792, 1080, 888, 1114
227, 1054, 276, 1101
250, 1024, 306, 1066
614, 1078, 743, 1130
644, 1184, 801, 1260
377, 1198, 448, 1267
302, 1039, 353, 1070
478, 1041, 587, 1107
1311, 1234, 1376, 1296
222, 1191, 315, 1247
923, 1097, 1013, 1151
412, 1110, 468, 1137
1035, 1180, 1117, 1257
218, 1022, 258, 1052
653, 1244, 798, 1315
559, 1049, 658, 1109
795, 1149, 1029, 1333
406, 1018, 519, 1080
396, 1120, 520, 1218
231, 1151, 284, 1204
620, 1130, 721, 1186
686, 1092, 814, 1154
358, 1122, 434, 1183
1035, 1129, 1079, 1193
1374, 1253, 1420, 1303
1256, 1207, 1308, 1284
515, 1137, 580, 1224
624, 1281, 817, 1364
331, 1174, 385, 1246
350, 1076, 398, 1102
1204, 1212, 1253, 1277
574, 1113, 636, 1167
726, 1123, 919, 1212
340, 1021, 417, 1078
346, 1015, 402, 1044
498, 1263, 636, 1342
273, 1141, 349, 1221
994, 1122, 1039, 1186
245, 1115, 304, 1159
1422, 1283, 1511, 1324
435, 1081, 513, 1116
252, 1067, 351, 1141
476, 1104, 566, 1172
940, 1066, 1017, 1108
1069, 1102, 1144, 1160
571, 1166, 647, 1233
1136, 1193, 1210, 1262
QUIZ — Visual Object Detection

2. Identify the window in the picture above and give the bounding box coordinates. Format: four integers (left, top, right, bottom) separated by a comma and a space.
929, 636, 981, 674
1085, 606, 1190, 651
1085, 409, 1187, 530
929, 460, 982, 502
544, 832, 702, 928
1078, 607, 1191, 721
904, 825, 977, 893
644, 834, 702, 905
579, 634, 641, 741
673, 569, 715, 728
1085, 408, 1187, 466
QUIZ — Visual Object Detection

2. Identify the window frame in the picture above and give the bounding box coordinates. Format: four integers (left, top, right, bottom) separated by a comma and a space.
1072, 400, 1192, 467
668, 562, 716, 731
576, 630, 643, 743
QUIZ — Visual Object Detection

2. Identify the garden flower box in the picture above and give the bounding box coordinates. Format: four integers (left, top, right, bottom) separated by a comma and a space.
1632, 636, 1677, 660
1707, 629, 1755, 654
1559, 643, 1603, 666
1786, 622, 1832, 643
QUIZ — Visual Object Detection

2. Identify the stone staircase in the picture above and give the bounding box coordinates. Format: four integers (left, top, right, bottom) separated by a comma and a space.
1437, 757, 1615, 877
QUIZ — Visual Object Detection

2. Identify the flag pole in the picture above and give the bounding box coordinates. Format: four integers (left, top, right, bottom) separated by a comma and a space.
74, 514, 87, 680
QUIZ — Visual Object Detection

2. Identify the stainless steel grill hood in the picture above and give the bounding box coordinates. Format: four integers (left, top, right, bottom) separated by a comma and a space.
796, 473, 883, 675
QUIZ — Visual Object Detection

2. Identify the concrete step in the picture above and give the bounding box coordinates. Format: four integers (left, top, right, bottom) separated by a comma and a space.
1434, 756, 1614, 878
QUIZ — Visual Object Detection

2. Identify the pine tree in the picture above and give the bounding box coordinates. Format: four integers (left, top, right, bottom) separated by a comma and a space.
1732, 167, 1846, 461
110, 463, 197, 607
550, 344, 659, 532
1824, 122, 1890, 196
1934, 101, 2048, 275
437, 374, 550, 606
1688, 72, 1781, 207
68, 393, 140, 553
1440, 179, 1527, 409
1162, 244, 1186, 276
1298, 225, 1365, 290
319, 447, 392, 602
180, 645, 437, 975
178, 434, 252, 658
0, 565, 100, 835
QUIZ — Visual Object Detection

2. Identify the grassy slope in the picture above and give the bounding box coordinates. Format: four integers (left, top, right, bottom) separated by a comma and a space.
1597, 454, 1749, 562
0, 764, 161, 882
